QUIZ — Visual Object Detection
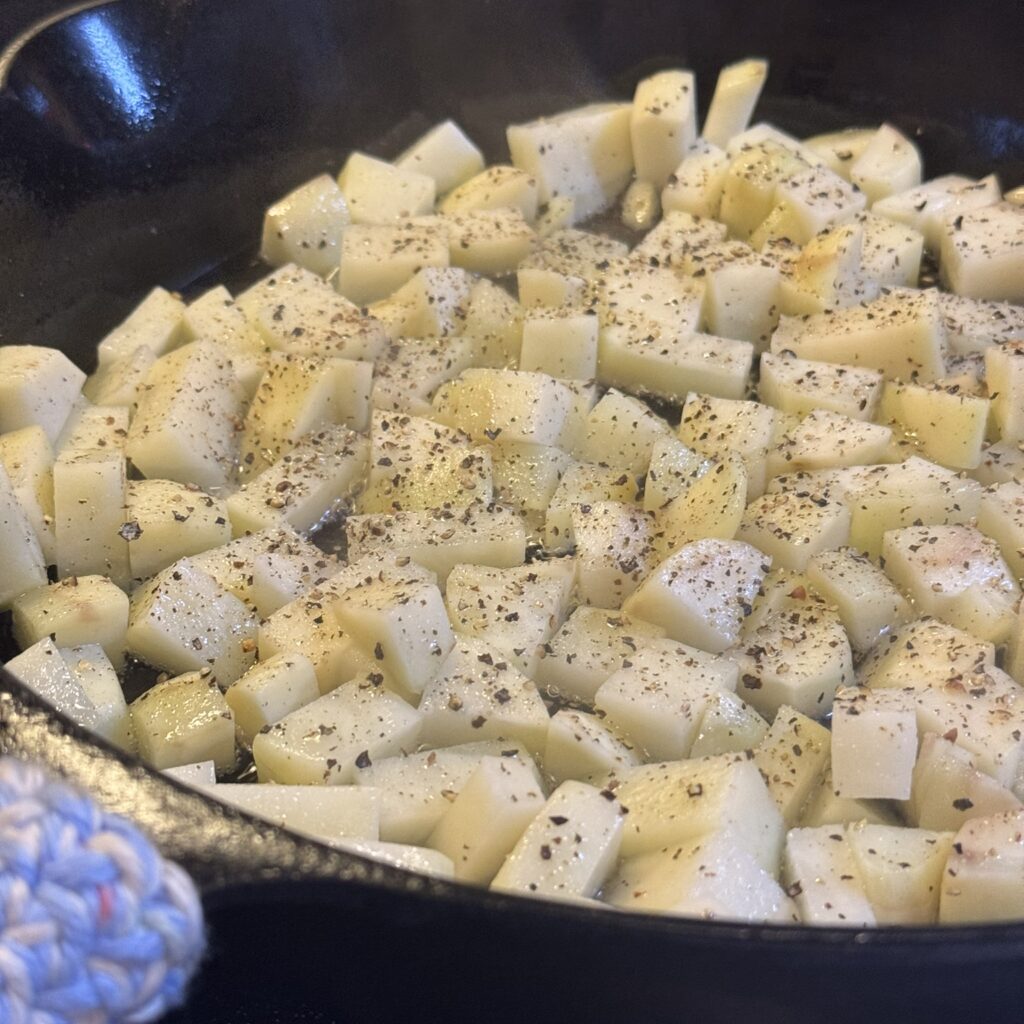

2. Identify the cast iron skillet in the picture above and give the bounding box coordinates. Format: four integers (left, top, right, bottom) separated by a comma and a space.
1, 2, 1024, 1021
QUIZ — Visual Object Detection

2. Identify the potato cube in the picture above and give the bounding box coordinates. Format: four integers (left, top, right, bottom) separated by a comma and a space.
337, 223, 449, 306
661, 139, 731, 219
61, 643, 134, 752
575, 389, 673, 476
126, 558, 258, 686
440, 165, 538, 220
940, 202, 1024, 302
985, 341, 1024, 443
737, 490, 851, 572
701, 59, 768, 148
978, 481, 1024, 582
630, 70, 697, 187
848, 123, 922, 203
5, 637, 99, 734
130, 670, 236, 773
260, 173, 350, 277
442, 208, 536, 277
96, 287, 186, 366
772, 409, 892, 473
940, 811, 1024, 923
572, 502, 656, 609
492, 780, 625, 899
804, 128, 875, 179
0, 462, 48, 608
758, 351, 883, 421
396, 120, 484, 194
84, 345, 158, 409
543, 710, 639, 783
0, 425, 56, 564
427, 754, 546, 884
719, 140, 810, 240
224, 652, 320, 745
689, 690, 769, 758
783, 826, 875, 926
753, 707, 831, 825
56, 402, 129, 456
338, 151, 435, 224
519, 309, 599, 380
0, 346, 86, 444
252, 676, 423, 785
544, 462, 639, 552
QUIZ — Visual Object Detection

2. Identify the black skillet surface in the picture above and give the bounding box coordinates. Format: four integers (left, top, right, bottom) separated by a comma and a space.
2, 1, 1024, 1021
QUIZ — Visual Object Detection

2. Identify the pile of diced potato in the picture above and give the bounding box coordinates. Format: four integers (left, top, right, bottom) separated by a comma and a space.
4, 57, 1024, 927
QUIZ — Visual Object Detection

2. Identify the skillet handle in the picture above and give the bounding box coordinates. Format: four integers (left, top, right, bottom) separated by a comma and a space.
0, 669, 426, 898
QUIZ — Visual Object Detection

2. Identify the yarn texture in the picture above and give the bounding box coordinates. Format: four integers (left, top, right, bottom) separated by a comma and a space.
0, 757, 205, 1023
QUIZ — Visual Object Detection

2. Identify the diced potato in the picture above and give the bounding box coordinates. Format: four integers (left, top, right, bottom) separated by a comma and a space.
440, 165, 538, 220
799, 768, 900, 829
831, 687, 917, 800
737, 490, 850, 572
939, 202, 1024, 302
940, 811, 1024, 923
631, 210, 727, 270
630, 70, 697, 187
85, 347, 158, 409
543, 710, 639, 783
806, 548, 911, 656
521, 228, 628, 281
396, 120, 484, 194
441, 208, 536, 277
575, 389, 673, 476
163, 760, 216, 787
371, 335, 477, 417
544, 461, 638, 552
506, 103, 633, 221
848, 123, 921, 203
260, 173, 350, 277
661, 139, 730, 219
977, 481, 1024, 582
940, 293, 1024, 356
56, 403, 129, 457
534, 606, 665, 703
337, 223, 449, 306
0, 462, 48, 608
753, 707, 831, 825
752, 166, 866, 248
12, 575, 128, 670
719, 139, 811, 240
803, 128, 875, 179
61, 643, 133, 752
758, 351, 883, 421
519, 309, 599, 380
701, 59, 769, 147
985, 341, 1024, 443
772, 410, 891, 475
417, 637, 551, 754
126, 340, 244, 489
623, 539, 770, 654
228, 426, 369, 536
492, 780, 625, 899
572, 501, 656, 608
620, 178, 660, 232
0, 426, 55, 565
130, 670, 236, 772
732, 604, 854, 720
345, 502, 526, 585
252, 677, 423, 785
182, 286, 267, 395
595, 638, 737, 761
5, 637, 100, 734
783, 826, 875, 926
210, 784, 379, 846
126, 558, 258, 686
517, 267, 589, 310
534, 196, 576, 236
858, 211, 924, 287
882, 524, 1020, 643
373, 266, 473, 339
490, 441, 572, 524
607, 754, 783, 871
689, 690, 769, 758
428, 754, 546, 883
0, 346, 86, 444
656, 453, 748, 556
338, 151, 435, 224
224, 652, 320, 745
96, 287, 186, 366
460, 278, 524, 368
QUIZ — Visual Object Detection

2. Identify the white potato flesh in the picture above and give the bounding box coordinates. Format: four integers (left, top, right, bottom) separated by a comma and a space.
689, 690, 769, 758
445, 559, 574, 677
125, 479, 231, 582
940, 294, 1024, 356
783, 826, 875, 926
0, 462, 48, 608
252, 676, 423, 785
12, 575, 128, 670
182, 287, 267, 395
857, 211, 924, 288
799, 768, 900, 829
345, 502, 527, 585
831, 687, 917, 800
396, 120, 484, 195
847, 123, 921, 204
940, 811, 1024, 923
130, 670, 235, 773
534, 196, 576, 236
737, 490, 851, 572
96, 287, 186, 366
806, 548, 911, 656
607, 754, 783, 872
644, 436, 706, 511
974, 441, 1024, 489
337, 223, 449, 306
543, 710, 639, 783
0, 426, 56, 565
702, 59, 769, 148
632, 210, 727, 270
977, 481, 1024, 583
719, 140, 810, 240
163, 760, 216, 786
126, 340, 244, 489
52, 448, 130, 588
337, 151, 435, 225
940, 202, 1024, 302
630, 70, 697, 187
372, 266, 473, 339
754, 707, 831, 825
661, 139, 730, 219
732, 604, 854, 720
522, 227, 628, 280
517, 267, 588, 310
224, 652, 320, 746
620, 178, 660, 232
595, 639, 738, 762
440, 165, 538, 221
440, 208, 536, 277
752, 166, 866, 248
212, 784, 379, 846
572, 501, 656, 609
490, 441, 572, 522
417, 637, 550, 754
985, 341, 1024, 443
624, 539, 770, 654
803, 128, 875, 179
5, 637, 100, 734
427, 754, 546, 884
56, 403, 129, 457
882, 524, 1020, 643
260, 173, 350, 277
544, 462, 638, 553
335, 839, 454, 877
492, 780, 625, 899
355, 741, 531, 844
228, 426, 369, 536
606, 832, 796, 923
126, 558, 258, 686
87, 348, 159, 418
506, 103, 633, 221
908, 733, 1023, 831
62, 644, 134, 752
0, 346, 86, 445
758, 351, 883, 421
534, 606, 665, 703
773, 409, 892, 473
459, 278, 524, 368
519, 309, 599, 381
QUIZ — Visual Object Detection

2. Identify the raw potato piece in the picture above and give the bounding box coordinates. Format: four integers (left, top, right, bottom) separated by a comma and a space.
702, 59, 768, 148
940, 811, 1024, 923
753, 707, 831, 825
260, 173, 350, 277
543, 710, 639, 783
622, 539, 770, 654
0, 425, 56, 565
130, 670, 236, 773
5, 637, 100, 735
849, 123, 922, 203
337, 152, 435, 225
519, 310, 599, 380
572, 501, 656, 609
224, 653, 320, 745
12, 576, 129, 670
396, 120, 484, 194
881, 524, 1020, 644
630, 70, 697, 187
689, 691, 769, 758
752, 166, 866, 248
940, 203, 1024, 302
491, 781, 625, 899
337, 223, 449, 306
440, 166, 537, 220
252, 677, 423, 785
544, 462, 639, 553
831, 687, 917, 800
737, 490, 851, 572
126, 558, 258, 686
772, 410, 891, 473
783, 826, 875, 926
442, 209, 536, 277
0, 462, 47, 609
0, 346, 85, 444
428, 755, 546, 884
63, 644, 134, 752
985, 341, 1024, 443
758, 352, 883, 421
96, 287, 186, 366
575, 390, 673, 476
661, 140, 730, 220
978, 481, 1024, 582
